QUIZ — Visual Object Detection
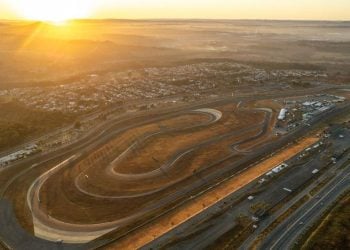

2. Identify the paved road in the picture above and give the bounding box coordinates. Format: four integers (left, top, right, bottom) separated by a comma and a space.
260, 167, 350, 250
0, 90, 348, 248
239, 145, 350, 250
0, 199, 85, 250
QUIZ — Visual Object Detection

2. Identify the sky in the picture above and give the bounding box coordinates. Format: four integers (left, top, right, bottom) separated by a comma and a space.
0, 0, 349, 21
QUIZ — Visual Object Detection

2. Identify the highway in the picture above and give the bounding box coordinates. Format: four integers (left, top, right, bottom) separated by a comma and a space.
259, 166, 350, 250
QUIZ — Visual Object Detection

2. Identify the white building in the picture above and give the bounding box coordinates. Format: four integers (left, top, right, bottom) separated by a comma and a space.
278, 108, 288, 120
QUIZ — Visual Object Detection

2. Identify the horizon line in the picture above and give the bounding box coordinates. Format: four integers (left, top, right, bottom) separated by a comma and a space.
0, 17, 349, 23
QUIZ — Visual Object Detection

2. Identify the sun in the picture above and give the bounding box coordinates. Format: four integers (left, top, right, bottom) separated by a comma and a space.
10, 0, 95, 23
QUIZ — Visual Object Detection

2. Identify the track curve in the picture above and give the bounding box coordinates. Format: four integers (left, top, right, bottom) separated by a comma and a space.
24, 103, 276, 243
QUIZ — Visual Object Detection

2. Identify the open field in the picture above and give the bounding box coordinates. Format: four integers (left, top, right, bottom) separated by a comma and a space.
0, 101, 74, 150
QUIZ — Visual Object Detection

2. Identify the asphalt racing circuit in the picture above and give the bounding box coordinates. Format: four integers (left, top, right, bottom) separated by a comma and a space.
1, 92, 347, 248
0, 98, 279, 244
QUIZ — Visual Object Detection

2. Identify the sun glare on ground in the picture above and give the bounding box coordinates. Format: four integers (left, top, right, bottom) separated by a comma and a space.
9, 0, 95, 24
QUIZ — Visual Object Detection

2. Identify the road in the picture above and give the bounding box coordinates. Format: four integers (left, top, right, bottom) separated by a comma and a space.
259, 166, 350, 250
0, 89, 349, 249
239, 144, 350, 250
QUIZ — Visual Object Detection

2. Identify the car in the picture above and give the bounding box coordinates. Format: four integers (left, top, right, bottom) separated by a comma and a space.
248, 196, 254, 201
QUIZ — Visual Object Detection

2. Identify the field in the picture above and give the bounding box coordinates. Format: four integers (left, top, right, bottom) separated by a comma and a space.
0, 101, 74, 150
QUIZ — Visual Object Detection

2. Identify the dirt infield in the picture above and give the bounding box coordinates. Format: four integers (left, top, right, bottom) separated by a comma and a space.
36, 104, 268, 224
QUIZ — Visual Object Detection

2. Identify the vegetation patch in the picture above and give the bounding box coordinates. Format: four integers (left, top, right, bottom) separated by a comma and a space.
297, 191, 350, 250
0, 101, 74, 151
309, 175, 334, 197
206, 215, 252, 250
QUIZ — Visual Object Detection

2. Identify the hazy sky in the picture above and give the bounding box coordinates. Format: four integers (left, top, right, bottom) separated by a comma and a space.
0, 0, 349, 20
